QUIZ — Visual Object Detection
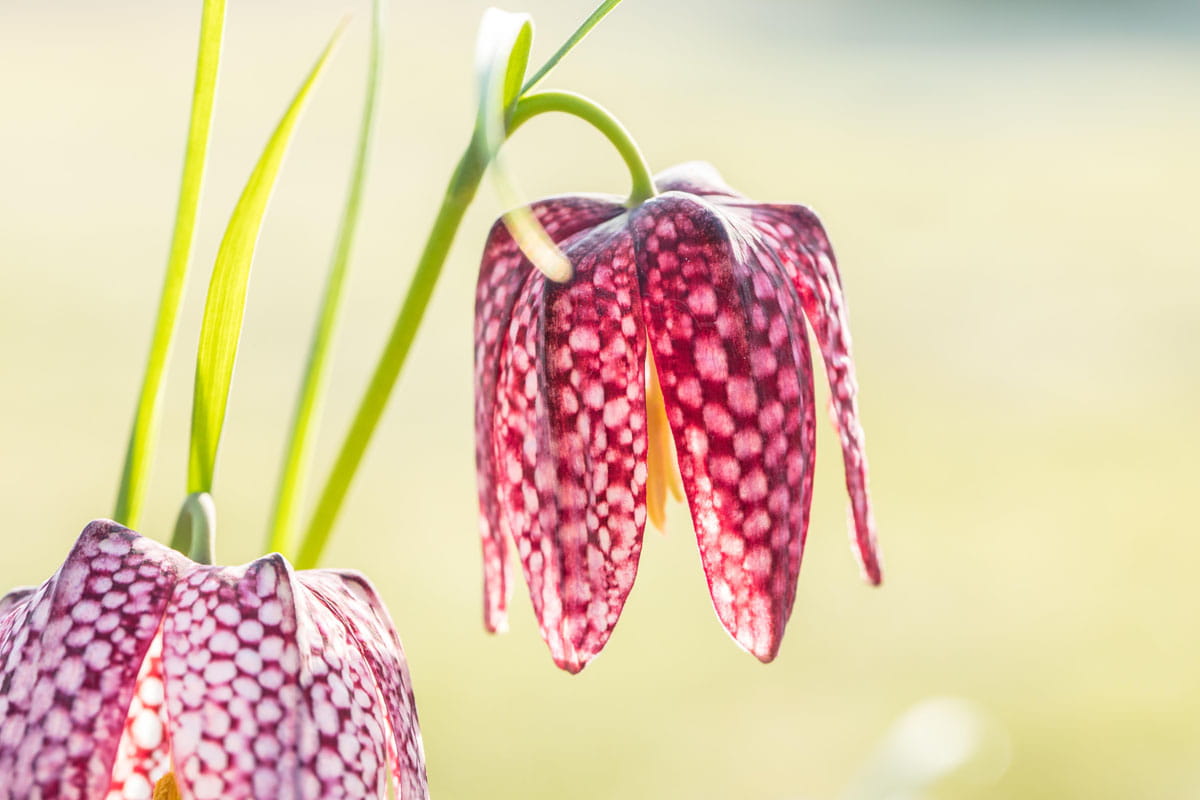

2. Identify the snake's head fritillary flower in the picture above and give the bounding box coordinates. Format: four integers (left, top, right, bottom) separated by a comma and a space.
474, 161, 881, 673
0, 520, 428, 800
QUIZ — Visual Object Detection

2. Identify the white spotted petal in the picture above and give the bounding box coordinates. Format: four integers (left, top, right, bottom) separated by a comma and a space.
0, 521, 187, 798
474, 193, 628, 641
298, 571, 428, 799
474, 162, 881, 672
0, 520, 429, 800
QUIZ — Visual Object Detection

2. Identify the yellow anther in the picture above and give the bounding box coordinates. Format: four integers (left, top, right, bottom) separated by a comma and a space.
153, 773, 182, 800
645, 348, 684, 531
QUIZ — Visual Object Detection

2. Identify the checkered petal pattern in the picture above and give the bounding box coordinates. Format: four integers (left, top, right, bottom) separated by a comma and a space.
473, 161, 881, 672
655, 163, 881, 583
633, 193, 817, 661
0, 521, 428, 800
106, 635, 171, 798
474, 195, 627, 637
298, 570, 428, 799
741, 203, 881, 583
489, 219, 648, 673
0, 521, 187, 799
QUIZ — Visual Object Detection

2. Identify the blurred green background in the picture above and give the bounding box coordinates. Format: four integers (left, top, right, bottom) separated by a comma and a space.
2, 1, 1198, 797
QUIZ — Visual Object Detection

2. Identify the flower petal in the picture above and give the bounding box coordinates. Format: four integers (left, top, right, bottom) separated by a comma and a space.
742, 203, 882, 584
161, 556, 391, 799
653, 162, 743, 199
0, 520, 187, 798
475, 195, 627, 635
299, 570, 428, 800
107, 633, 172, 799
0, 587, 34, 619
493, 218, 647, 673
634, 194, 817, 661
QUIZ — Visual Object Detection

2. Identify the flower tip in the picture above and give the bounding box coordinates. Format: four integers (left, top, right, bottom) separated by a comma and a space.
549, 634, 602, 674
719, 610, 783, 664
483, 577, 509, 634
554, 654, 591, 675
752, 648, 780, 665
741, 633, 782, 665
853, 519, 883, 586
81, 517, 128, 540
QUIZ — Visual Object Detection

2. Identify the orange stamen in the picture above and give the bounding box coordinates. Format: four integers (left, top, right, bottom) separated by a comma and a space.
153, 773, 182, 800
645, 348, 684, 531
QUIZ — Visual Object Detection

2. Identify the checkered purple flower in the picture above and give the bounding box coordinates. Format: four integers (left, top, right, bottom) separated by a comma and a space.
0, 520, 427, 799
475, 162, 880, 673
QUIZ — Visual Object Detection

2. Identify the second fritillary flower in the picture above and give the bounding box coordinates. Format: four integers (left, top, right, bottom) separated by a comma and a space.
474, 162, 881, 673
0, 521, 428, 799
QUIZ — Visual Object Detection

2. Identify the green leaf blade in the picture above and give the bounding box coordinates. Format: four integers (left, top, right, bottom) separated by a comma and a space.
474, 7, 533, 134
521, 0, 624, 95
114, 0, 226, 529
475, 8, 571, 281
268, 0, 385, 558
188, 20, 347, 495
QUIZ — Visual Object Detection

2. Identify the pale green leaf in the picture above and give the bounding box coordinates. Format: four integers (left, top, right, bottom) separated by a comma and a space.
188, 20, 347, 494
475, 8, 570, 282
114, 0, 226, 529
268, 0, 384, 558
522, 0, 625, 95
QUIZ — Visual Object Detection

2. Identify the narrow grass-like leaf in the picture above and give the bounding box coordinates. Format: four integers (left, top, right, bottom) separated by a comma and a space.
521, 0, 624, 95
267, 0, 384, 558
295, 144, 484, 570
188, 21, 347, 495
114, 0, 226, 529
293, 10, 531, 570
474, 8, 532, 124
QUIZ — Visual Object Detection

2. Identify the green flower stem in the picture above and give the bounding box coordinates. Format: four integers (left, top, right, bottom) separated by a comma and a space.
294, 142, 486, 569
267, 0, 385, 557
293, 95, 656, 569
114, 0, 226, 529
509, 90, 656, 206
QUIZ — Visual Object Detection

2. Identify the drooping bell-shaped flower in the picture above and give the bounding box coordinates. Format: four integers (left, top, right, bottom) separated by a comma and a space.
475, 162, 880, 673
0, 520, 428, 799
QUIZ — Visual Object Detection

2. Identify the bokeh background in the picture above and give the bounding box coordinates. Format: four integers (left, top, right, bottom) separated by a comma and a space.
2, 0, 1198, 797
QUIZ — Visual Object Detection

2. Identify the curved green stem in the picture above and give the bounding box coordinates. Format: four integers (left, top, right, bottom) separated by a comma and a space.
170, 491, 217, 565
509, 90, 656, 205
294, 143, 486, 569
114, 0, 225, 529
293, 96, 655, 568
268, 0, 385, 557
